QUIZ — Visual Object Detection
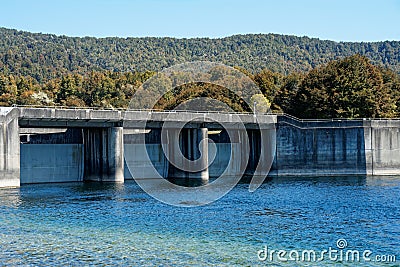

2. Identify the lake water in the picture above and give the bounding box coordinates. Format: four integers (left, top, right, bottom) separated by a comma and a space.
0, 176, 399, 266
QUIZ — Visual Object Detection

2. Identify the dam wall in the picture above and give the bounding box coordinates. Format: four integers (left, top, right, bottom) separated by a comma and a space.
367, 120, 400, 175
19, 129, 246, 183
20, 129, 84, 184
21, 144, 84, 183
2, 106, 400, 186
272, 116, 400, 176
272, 116, 367, 176
17, 118, 400, 184
123, 143, 243, 179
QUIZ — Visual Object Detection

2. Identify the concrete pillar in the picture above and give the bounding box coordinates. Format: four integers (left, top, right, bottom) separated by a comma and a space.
254, 129, 275, 176
0, 109, 20, 188
244, 129, 275, 177
238, 129, 250, 172
83, 127, 124, 182
167, 127, 209, 180
196, 127, 209, 180
245, 129, 259, 175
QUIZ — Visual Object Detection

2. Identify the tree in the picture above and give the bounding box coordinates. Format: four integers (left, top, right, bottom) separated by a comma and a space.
0, 75, 17, 106
293, 55, 397, 118
253, 69, 282, 108
250, 94, 271, 113
57, 74, 81, 104
273, 72, 303, 113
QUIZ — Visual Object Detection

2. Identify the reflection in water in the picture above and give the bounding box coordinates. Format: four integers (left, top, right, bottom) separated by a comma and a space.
167, 177, 210, 187
0, 188, 22, 208
0, 176, 399, 266
246, 208, 308, 219
365, 175, 400, 186
266, 175, 367, 186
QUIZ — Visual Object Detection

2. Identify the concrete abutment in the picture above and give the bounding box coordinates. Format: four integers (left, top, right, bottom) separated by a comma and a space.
0, 108, 20, 187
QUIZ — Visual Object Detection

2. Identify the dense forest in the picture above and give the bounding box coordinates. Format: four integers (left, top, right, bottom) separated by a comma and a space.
1, 53, 399, 119
1, 27, 400, 82
1, 28, 400, 119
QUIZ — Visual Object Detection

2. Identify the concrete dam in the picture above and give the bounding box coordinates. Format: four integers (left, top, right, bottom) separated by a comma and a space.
1, 107, 400, 187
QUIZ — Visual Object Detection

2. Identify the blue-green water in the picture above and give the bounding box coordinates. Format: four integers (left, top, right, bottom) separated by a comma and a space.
0, 176, 399, 266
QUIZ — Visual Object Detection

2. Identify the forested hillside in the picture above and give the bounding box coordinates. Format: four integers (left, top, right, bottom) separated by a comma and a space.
1, 27, 399, 82
1, 53, 399, 119
1, 28, 400, 119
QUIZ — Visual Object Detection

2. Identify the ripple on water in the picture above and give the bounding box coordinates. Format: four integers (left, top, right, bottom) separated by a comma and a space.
0, 176, 399, 266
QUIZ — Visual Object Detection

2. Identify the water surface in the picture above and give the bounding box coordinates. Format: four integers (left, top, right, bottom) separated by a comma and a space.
0, 176, 399, 266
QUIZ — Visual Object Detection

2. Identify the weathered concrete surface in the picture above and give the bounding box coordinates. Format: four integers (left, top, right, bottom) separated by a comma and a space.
20, 128, 68, 134
272, 116, 367, 176
18, 108, 123, 128
18, 107, 276, 129
20, 144, 84, 183
4, 107, 400, 187
366, 120, 400, 175
0, 108, 20, 187
83, 127, 124, 182
123, 129, 246, 179
124, 144, 169, 179
166, 128, 209, 180
123, 129, 168, 179
270, 116, 400, 176
19, 129, 84, 183
208, 144, 242, 177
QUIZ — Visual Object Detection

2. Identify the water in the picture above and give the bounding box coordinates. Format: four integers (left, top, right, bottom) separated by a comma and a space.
0, 176, 399, 266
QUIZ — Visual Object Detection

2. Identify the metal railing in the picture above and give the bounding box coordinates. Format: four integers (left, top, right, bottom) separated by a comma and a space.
12, 104, 274, 116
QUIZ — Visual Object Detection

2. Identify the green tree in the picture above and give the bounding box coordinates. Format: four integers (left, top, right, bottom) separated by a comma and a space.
253, 69, 282, 106
273, 72, 303, 113
57, 74, 81, 105
250, 93, 271, 113
293, 55, 397, 118
0, 75, 17, 106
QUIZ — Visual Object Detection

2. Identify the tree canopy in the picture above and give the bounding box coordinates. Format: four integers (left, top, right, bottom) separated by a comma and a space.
1, 54, 399, 119
289, 55, 398, 118
1, 27, 400, 83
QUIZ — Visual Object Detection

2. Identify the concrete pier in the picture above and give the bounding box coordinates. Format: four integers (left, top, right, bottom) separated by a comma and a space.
197, 128, 209, 180
0, 108, 20, 187
83, 127, 124, 182
167, 128, 209, 180
254, 129, 276, 177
